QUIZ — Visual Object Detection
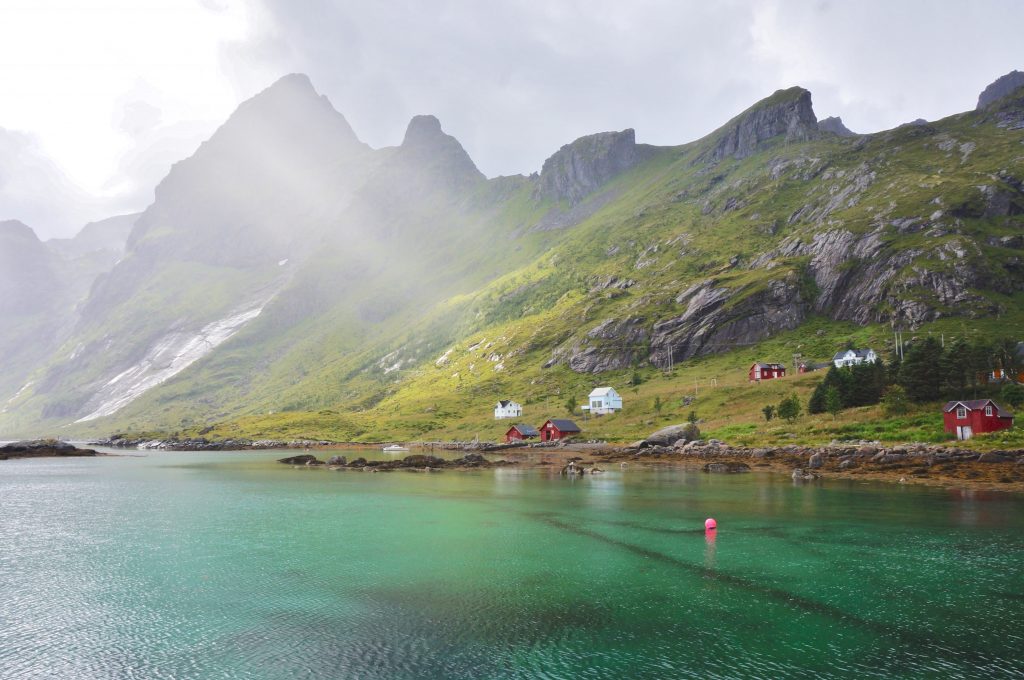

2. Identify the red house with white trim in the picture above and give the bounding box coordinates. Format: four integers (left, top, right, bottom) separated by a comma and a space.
505, 423, 539, 443
942, 399, 1014, 440
539, 419, 581, 442
749, 362, 786, 381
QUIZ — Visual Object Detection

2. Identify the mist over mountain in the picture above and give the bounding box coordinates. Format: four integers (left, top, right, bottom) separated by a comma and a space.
1, 70, 1022, 438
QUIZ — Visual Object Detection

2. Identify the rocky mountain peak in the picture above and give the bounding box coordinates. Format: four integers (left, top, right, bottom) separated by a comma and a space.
402, 114, 445, 147
393, 114, 484, 190
818, 116, 856, 137
702, 86, 818, 162
977, 70, 1024, 110
538, 129, 649, 205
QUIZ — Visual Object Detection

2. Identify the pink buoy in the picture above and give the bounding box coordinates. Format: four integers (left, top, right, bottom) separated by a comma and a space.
705, 518, 717, 530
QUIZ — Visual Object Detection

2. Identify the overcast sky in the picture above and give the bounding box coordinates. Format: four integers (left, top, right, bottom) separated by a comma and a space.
1, 0, 1022, 239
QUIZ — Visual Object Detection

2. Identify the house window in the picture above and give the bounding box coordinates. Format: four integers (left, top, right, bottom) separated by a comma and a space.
985, 405, 993, 417
956, 407, 967, 419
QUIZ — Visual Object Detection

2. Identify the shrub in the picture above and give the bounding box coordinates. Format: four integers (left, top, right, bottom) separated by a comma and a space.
762, 405, 775, 421
881, 384, 910, 416
777, 394, 802, 423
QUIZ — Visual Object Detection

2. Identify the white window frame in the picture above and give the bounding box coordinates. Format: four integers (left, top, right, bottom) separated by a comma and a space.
956, 406, 967, 419
985, 405, 993, 417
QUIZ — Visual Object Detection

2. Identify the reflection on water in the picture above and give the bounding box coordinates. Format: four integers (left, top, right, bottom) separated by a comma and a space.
1, 449, 1023, 679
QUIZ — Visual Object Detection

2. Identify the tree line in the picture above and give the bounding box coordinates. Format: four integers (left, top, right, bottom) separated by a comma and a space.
764, 336, 1023, 422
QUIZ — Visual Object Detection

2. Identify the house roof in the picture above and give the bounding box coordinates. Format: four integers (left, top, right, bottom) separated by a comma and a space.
496, 400, 518, 408
832, 349, 874, 360
943, 399, 1013, 418
545, 419, 581, 432
752, 362, 785, 369
508, 423, 539, 436
588, 387, 617, 397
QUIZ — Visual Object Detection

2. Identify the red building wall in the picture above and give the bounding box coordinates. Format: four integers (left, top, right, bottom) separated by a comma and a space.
749, 365, 785, 381
943, 404, 1013, 438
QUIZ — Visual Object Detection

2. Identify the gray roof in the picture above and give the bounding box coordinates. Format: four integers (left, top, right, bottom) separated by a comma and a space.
753, 362, 785, 369
545, 419, 581, 432
508, 423, 539, 436
943, 400, 1013, 418
832, 349, 874, 360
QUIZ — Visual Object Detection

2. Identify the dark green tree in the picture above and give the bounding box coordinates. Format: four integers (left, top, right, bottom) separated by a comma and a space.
653, 396, 663, 414
1001, 382, 1024, 408
825, 386, 842, 420
565, 394, 577, 415
898, 337, 943, 402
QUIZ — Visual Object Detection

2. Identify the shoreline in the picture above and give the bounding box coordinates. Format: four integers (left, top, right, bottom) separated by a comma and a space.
16, 434, 1024, 493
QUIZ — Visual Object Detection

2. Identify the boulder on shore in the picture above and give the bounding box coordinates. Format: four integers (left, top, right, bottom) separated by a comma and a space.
277, 454, 320, 465
643, 423, 700, 447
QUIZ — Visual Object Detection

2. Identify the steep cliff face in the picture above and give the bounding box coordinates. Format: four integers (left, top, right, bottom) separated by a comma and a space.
538, 129, 650, 204
701, 87, 819, 162
977, 70, 1024, 109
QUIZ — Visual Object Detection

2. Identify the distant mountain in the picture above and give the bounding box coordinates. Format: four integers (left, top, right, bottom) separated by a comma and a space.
47, 213, 136, 260
2, 70, 1023, 439
817, 116, 856, 137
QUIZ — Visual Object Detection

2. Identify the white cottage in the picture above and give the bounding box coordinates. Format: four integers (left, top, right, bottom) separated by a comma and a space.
494, 400, 523, 419
832, 348, 877, 368
583, 387, 623, 415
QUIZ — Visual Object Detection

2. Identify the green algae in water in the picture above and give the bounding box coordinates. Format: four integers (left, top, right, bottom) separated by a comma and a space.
1, 451, 1023, 679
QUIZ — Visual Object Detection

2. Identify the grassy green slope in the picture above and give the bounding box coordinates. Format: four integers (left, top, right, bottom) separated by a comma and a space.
158, 103, 1024, 446
21, 92, 1024, 445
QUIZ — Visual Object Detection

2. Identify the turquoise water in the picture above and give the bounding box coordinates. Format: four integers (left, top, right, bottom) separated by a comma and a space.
2, 450, 1023, 679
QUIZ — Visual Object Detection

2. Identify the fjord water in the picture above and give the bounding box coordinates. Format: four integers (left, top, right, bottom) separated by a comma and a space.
2, 452, 1023, 679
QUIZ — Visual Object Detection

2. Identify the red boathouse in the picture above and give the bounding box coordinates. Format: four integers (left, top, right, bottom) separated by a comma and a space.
942, 399, 1014, 440
505, 423, 540, 443
539, 419, 581, 442
749, 362, 786, 381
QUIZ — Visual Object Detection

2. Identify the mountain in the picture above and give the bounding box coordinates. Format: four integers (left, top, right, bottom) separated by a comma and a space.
817, 116, 856, 137
977, 70, 1024, 109
1, 71, 1023, 440
0, 219, 101, 415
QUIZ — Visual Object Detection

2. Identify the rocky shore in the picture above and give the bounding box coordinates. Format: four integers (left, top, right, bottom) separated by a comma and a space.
0, 440, 101, 460
94, 436, 334, 450
595, 435, 1024, 490
277, 452, 515, 472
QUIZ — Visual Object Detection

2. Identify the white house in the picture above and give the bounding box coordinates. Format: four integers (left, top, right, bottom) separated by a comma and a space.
494, 400, 523, 419
832, 348, 877, 368
582, 387, 623, 415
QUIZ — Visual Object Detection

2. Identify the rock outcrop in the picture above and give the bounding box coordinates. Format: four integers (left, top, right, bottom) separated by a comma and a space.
538, 129, 651, 204
0, 440, 99, 459
818, 116, 856, 137
977, 70, 1024, 110
648, 276, 806, 367
701, 87, 818, 162
641, 423, 701, 447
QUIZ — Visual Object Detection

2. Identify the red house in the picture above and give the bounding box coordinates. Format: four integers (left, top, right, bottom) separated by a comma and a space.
943, 399, 1014, 440
539, 419, 581, 442
749, 362, 786, 381
505, 423, 539, 443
